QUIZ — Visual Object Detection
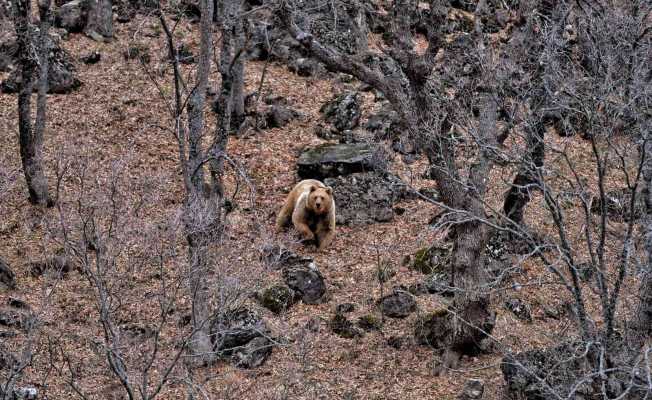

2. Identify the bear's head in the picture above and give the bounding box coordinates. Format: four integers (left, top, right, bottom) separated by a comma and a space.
307, 185, 333, 215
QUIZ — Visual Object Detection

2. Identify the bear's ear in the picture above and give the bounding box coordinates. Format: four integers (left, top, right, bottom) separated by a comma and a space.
325, 186, 333, 195
309, 185, 317, 192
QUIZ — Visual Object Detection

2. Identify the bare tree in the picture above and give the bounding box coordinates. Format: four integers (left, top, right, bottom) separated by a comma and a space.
158, 0, 248, 365
11, 0, 53, 206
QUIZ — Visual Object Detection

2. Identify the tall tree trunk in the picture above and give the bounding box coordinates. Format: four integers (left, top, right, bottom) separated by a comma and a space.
85, 0, 112, 40
635, 133, 652, 337
503, 119, 545, 225
12, 0, 51, 206
185, 0, 216, 365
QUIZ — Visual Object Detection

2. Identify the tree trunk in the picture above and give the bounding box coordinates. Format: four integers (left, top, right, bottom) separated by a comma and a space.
503, 119, 545, 225
85, 0, 112, 40
12, 0, 51, 206
185, 0, 216, 365
635, 134, 652, 337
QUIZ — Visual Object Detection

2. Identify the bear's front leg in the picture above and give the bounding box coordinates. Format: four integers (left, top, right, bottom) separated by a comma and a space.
316, 227, 334, 251
291, 207, 315, 241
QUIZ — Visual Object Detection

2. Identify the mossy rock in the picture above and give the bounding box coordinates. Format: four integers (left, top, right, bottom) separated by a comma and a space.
411, 245, 451, 274
258, 284, 296, 314
414, 309, 451, 348
357, 314, 383, 331
330, 313, 364, 339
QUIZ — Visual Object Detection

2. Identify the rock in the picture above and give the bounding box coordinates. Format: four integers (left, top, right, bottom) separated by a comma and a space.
0, 34, 81, 94
292, 0, 368, 55
387, 335, 404, 349
54, 0, 88, 33
415, 309, 452, 349
504, 298, 532, 323
357, 314, 383, 331
12, 387, 38, 400
458, 378, 484, 400
323, 172, 414, 225
379, 289, 416, 318
365, 103, 399, 140
412, 245, 451, 274
0, 258, 16, 290
330, 313, 364, 339
258, 284, 296, 314
335, 303, 355, 314
591, 188, 645, 222
265, 105, 300, 129
288, 57, 321, 77
123, 44, 150, 64
231, 336, 273, 369
120, 323, 155, 339
297, 143, 388, 180
0, 307, 27, 330
260, 244, 312, 270
210, 308, 273, 368
0, 341, 17, 370
80, 51, 101, 64
502, 342, 592, 400
29, 255, 73, 277
320, 92, 362, 132
282, 261, 326, 304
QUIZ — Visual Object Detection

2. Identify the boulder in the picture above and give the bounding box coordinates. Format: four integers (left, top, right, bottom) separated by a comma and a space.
80, 51, 101, 64
365, 103, 400, 140
297, 143, 388, 180
258, 284, 296, 314
458, 378, 484, 400
379, 288, 416, 318
411, 245, 451, 274
0, 258, 16, 290
335, 303, 355, 314
320, 91, 361, 132
357, 314, 383, 331
54, 0, 88, 33
259, 244, 312, 270
0, 33, 81, 94
330, 313, 364, 339
323, 172, 413, 225
265, 104, 300, 129
282, 261, 326, 304
210, 308, 273, 368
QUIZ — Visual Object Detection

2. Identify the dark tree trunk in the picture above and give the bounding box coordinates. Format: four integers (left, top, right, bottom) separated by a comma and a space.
85, 0, 112, 40
503, 119, 545, 225
635, 135, 652, 337
12, 0, 52, 206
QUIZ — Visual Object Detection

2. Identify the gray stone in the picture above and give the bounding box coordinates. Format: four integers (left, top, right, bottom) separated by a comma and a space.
0, 258, 16, 290
320, 91, 361, 132
297, 143, 387, 180
283, 261, 326, 304
324, 172, 413, 225
54, 0, 88, 33
380, 289, 416, 318
458, 378, 484, 400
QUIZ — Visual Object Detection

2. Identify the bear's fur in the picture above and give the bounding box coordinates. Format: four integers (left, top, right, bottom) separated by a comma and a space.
276, 179, 336, 251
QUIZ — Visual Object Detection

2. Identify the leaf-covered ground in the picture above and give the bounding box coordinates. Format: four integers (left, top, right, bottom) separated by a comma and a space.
0, 12, 643, 400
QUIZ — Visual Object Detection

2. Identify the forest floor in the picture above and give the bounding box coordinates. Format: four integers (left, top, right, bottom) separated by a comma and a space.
0, 12, 643, 400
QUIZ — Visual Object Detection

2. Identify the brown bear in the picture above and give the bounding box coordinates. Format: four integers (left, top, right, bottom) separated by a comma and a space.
276, 179, 336, 251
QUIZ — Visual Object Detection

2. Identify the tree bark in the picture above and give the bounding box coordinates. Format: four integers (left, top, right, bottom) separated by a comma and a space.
184, 0, 216, 365
503, 119, 545, 225
85, 0, 112, 40
12, 0, 52, 206
635, 134, 652, 337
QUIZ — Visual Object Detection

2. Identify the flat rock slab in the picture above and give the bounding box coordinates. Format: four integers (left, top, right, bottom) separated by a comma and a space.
297, 143, 386, 180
